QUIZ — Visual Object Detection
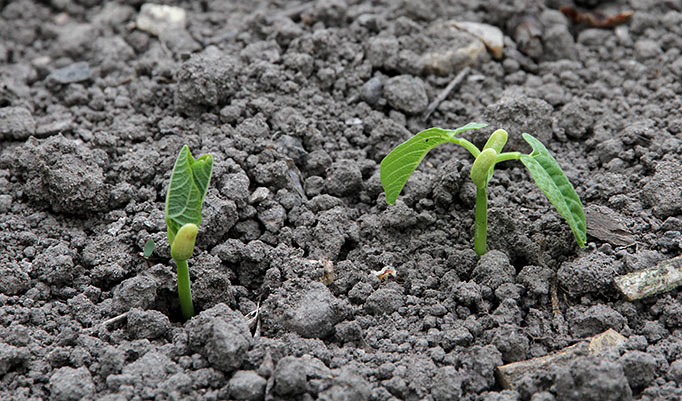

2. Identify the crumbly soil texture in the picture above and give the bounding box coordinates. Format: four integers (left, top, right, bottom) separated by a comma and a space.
1, 0, 682, 400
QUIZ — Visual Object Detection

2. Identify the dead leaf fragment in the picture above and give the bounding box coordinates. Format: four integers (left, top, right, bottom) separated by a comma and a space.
373, 266, 397, 280
560, 6, 634, 28
585, 205, 635, 246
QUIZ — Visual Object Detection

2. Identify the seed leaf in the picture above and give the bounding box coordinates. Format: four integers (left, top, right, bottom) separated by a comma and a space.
165, 145, 213, 245
380, 123, 487, 204
520, 133, 586, 247
171, 223, 198, 261
470, 148, 498, 188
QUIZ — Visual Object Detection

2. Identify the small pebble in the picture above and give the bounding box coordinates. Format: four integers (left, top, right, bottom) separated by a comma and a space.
49, 367, 95, 401
0, 194, 12, 213
47, 62, 92, 84
228, 370, 266, 401
0, 107, 36, 140
383, 75, 428, 115
360, 77, 382, 105
136, 3, 186, 37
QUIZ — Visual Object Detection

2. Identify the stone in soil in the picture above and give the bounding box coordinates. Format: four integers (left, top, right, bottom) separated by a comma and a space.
227, 370, 267, 401
554, 356, 633, 401
471, 250, 515, 291
2, 135, 110, 214
49, 366, 95, 401
186, 303, 252, 373
557, 251, 621, 297
383, 75, 429, 115
174, 49, 241, 116
0, 106, 36, 140
281, 281, 340, 338
482, 89, 554, 149
126, 308, 172, 340
46, 62, 92, 84
641, 155, 682, 219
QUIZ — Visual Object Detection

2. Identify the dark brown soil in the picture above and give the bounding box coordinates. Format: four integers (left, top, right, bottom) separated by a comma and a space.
1, 1, 681, 400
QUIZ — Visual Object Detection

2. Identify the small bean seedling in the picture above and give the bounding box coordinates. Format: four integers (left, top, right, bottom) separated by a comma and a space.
142, 239, 155, 268
166, 145, 213, 320
380, 122, 586, 256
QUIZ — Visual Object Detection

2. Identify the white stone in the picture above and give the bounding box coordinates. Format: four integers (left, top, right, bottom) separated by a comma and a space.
136, 3, 186, 37
451, 21, 504, 59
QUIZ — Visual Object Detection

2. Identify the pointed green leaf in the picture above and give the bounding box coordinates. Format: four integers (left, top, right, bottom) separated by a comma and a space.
520, 133, 586, 247
447, 121, 489, 135
143, 239, 155, 258
165, 145, 213, 246
380, 123, 487, 204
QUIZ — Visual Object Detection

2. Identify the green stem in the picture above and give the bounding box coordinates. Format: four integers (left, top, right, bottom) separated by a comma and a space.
495, 152, 522, 163
451, 138, 481, 158
175, 259, 194, 320
474, 184, 488, 256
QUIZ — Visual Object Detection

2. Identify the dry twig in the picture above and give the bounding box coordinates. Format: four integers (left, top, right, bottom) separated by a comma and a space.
422, 67, 470, 120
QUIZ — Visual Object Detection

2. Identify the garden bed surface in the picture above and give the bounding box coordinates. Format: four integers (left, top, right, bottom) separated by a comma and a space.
1, 0, 681, 400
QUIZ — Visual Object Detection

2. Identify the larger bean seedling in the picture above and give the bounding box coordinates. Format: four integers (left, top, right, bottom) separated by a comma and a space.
380, 122, 586, 256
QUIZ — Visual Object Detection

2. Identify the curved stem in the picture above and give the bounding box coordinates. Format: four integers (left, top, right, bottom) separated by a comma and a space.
175, 259, 194, 320
474, 184, 488, 256
495, 152, 522, 163
451, 138, 481, 158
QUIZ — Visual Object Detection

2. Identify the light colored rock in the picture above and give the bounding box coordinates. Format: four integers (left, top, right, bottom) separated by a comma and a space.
136, 3, 186, 37
422, 40, 486, 76
451, 21, 504, 59
421, 20, 489, 75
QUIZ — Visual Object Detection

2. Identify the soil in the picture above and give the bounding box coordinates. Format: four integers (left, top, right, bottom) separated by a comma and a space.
1, 0, 681, 400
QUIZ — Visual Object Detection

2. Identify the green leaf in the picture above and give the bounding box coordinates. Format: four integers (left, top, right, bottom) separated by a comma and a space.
446, 121, 489, 135
165, 145, 213, 246
520, 134, 586, 247
143, 239, 155, 258
380, 123, 487, 204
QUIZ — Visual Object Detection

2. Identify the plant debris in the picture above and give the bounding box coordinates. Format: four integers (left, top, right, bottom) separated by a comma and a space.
373, 266, 397, 280
559, 6, 634, 28
614, 256, 682, 301
496, 329, 627, 390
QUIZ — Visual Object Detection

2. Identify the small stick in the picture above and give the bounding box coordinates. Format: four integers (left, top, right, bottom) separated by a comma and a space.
614, 256, 682, 301
550, 277, 560, 318
422, 67, 470, 120
278, 2, 312, 19
246, 301, 261, 329
86, 312, 129, 333
496, 329, 626, 390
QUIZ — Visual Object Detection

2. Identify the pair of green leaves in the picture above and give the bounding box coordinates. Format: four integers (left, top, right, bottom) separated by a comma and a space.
379, 123, 586, 248
165, 145, 213, 247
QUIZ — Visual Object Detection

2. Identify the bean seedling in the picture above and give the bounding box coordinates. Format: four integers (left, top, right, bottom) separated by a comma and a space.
380, 122, 586, 256
166, 145, 213, 320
